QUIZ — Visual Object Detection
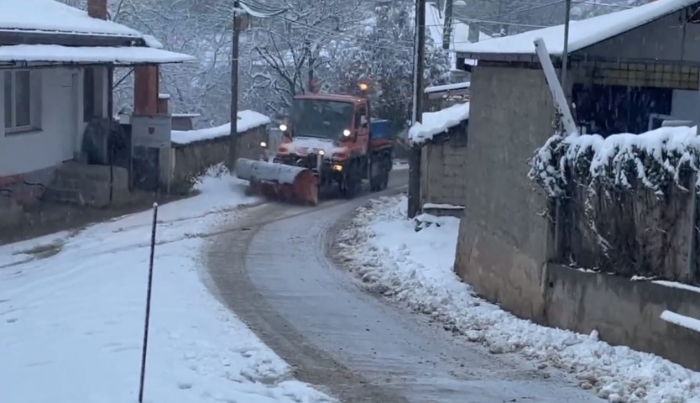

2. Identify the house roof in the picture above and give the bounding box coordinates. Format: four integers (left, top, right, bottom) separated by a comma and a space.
0, 0, 141, 38
455, 0, 699, 57
294, 94, 364, 103
0, 44, 195, 65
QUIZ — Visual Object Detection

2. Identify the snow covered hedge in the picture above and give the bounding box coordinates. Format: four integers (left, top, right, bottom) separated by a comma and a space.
528, 127, 700, 198
528, 127, 700, 281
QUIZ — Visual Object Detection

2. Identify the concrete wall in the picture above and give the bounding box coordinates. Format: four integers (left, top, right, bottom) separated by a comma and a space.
546, 264, 700, 371
453, 64, 555, 323
577, 11, 700, 64
44, 162, 134, 208
171, 125, 269, 187
420, 130, 468, 209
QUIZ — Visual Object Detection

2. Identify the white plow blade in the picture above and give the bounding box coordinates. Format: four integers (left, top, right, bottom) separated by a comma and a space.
235, 158, 308, 184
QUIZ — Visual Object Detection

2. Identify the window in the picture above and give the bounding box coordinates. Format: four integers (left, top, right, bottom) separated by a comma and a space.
4, 70, 33, 132
355, 105, 367, 129
83, 67, 95, 121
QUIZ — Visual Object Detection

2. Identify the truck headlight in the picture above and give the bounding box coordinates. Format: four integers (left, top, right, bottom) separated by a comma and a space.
343, 129, 351, 137
279, 124, 288, 131
260, 141, 267, 148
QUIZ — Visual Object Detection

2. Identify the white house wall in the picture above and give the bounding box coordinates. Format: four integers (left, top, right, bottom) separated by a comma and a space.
0, 66, 97, 178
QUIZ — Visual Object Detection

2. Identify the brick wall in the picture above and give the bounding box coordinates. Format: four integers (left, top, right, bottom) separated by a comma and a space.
571, 61, 699, 90
420, 129, 468, 210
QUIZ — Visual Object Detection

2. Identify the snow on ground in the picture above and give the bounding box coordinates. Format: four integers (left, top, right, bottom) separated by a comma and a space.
171, 111, 271, 145
408, 102, 469, 144
0, 166, 333, 403
337, 195, 700, 403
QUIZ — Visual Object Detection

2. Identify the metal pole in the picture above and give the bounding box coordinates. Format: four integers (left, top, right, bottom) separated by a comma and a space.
229, 1, 241, 170
138, 203, 159, 403
408, 0, 426, 219
560, 0, 572, 90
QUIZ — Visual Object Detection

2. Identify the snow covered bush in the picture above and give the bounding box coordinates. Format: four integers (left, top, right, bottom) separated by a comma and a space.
528, 127, 700, 282
528, 127, 700, 198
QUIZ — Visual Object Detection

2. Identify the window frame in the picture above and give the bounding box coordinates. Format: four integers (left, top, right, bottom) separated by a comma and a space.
4, 69, 39, 135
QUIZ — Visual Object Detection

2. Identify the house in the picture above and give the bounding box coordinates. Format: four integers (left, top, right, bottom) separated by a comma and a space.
423, 81, 470, 112
446, 0, 700, 370
455, 0, 700, 135
0, 0, 194, 229
409, 102, 469, 217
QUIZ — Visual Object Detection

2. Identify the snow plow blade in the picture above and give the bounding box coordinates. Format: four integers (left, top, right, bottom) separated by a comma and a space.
235, 158, 318, 206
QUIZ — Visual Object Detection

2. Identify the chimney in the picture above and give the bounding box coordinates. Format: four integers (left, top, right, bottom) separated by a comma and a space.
87, 0, 108, 20
134, 66, 159, 116
468, 24, 479, 43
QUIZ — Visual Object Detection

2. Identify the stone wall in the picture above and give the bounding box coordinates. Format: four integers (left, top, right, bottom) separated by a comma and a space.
420, 125, 468, 212
45, 162, 134, 208
546, 263, 700, 371
453, 64, 555, 324
171, 125, 269, 187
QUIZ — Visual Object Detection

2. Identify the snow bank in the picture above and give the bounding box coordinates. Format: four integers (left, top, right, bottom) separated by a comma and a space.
455, 0, 696, 55
529, 126, 700, 197
408, 103, 469, 144
172, 111, 271, 145
0, 165, 333, 403
337, 195, 700, 403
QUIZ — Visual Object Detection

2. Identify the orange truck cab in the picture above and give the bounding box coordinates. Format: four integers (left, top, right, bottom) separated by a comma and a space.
273, 93, 393, 197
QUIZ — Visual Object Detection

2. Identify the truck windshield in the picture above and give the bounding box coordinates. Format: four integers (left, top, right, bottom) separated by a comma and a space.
290, 99, 354, 139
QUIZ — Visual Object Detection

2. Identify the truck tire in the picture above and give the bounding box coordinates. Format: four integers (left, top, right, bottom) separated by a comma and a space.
342, 162, 360, 199
380, 157, 390, 190
369, 159, 382, 192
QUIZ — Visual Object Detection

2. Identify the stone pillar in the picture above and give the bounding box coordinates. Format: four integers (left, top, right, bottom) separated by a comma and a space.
87, 0, 107, 20
157, 93, 170, 115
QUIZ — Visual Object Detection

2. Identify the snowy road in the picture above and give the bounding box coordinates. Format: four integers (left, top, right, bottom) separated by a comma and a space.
205, 170, 604, 403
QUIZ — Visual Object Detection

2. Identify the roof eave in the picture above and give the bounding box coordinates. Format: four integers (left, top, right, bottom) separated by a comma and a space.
456, 51, 563, 63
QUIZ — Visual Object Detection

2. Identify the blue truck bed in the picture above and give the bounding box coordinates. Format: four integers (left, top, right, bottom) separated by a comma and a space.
369, 119, 391, 141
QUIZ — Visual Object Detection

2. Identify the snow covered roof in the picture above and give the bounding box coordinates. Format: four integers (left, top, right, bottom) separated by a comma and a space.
455, 0, 698, 57
0, 0, 141, 38
425, 82, 470, 94
0, 45, 194, 65
408, 102, 470, 144
172, 111, 271, 145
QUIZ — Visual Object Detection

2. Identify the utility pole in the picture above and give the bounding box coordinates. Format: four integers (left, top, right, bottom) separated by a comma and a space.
229, 0, 241, 170
408, 0, 426, 219
306, 40, 315, 93
442, 0, 454, 50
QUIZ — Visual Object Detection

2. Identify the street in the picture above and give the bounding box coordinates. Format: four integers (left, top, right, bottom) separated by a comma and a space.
205, 169, 603, 403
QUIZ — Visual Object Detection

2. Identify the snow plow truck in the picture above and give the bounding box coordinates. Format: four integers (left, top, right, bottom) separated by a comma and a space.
235, 92, 394, 205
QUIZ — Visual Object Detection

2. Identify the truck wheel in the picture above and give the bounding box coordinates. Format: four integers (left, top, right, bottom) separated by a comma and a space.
344, 163, 360, 199
369, 161, 381, 192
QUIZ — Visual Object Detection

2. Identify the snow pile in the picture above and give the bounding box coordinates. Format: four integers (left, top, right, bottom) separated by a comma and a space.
455, 0, 696, 55
172, 111, 271, 145
528, 126, 700, 197
0, 165, 333, 403
337, 195, 700, 403
408, 102, 470, 144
